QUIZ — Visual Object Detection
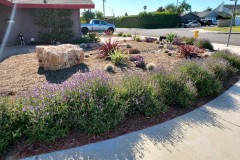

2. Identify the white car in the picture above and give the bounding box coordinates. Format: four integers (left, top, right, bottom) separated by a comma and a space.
185, 21, 201, 28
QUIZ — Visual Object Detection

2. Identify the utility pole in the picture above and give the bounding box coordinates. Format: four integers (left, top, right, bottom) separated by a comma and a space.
103, 0, 106, 19
109, 7, 114, 24
227, 0, 238, 47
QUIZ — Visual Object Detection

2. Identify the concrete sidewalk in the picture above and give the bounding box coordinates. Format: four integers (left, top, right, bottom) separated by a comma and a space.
0, 45, 35, 62
23, 80, 240, 160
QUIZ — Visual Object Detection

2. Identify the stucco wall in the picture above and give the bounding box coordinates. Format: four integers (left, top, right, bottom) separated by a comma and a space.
218, 19, 232, 27
0, 4, 11, 44
0, 5, 80, 45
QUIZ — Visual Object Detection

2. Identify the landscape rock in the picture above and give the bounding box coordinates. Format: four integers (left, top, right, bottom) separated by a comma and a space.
158, 45, 164, 49
79, 43, 87, 49
36, 44, 84, 71
120, 48, 140, 54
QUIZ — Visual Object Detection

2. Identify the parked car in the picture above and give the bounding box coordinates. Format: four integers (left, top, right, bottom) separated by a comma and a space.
212, 20, 218, 25
201, 19, 213, 26
184, 21, 201, 28
81, 19, 115, 35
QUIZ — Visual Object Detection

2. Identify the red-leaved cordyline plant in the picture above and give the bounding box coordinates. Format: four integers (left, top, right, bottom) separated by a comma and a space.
179, 45, 202, 59
98, 37, 119, 59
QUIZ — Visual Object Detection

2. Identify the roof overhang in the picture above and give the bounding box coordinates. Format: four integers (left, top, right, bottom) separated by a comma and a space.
0, 0, 12, 7
0, 0, 95, 9
14, 4, 94, 9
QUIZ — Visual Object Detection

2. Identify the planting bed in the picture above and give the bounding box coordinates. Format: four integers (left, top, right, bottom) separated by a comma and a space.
1, 36, 240, 159
0, 40, 179, 97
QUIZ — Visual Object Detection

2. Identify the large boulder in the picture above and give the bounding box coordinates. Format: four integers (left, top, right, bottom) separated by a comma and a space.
36, 44, 84, 71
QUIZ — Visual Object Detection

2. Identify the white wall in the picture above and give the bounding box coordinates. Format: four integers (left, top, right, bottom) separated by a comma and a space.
235, 16, 240, 26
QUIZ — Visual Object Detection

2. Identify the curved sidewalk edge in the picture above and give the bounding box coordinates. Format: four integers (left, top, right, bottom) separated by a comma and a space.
23, 80, 240, 160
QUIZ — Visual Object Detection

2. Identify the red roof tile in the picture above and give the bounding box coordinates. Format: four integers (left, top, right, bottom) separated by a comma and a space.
1, 0, 95, 9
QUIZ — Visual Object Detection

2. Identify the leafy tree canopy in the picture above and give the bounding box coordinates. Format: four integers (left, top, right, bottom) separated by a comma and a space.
33, 9, 73, 44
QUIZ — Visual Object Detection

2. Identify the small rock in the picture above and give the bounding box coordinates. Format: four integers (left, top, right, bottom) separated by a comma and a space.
168, 53, 172, 56
156, 41, 160, 44
85, 54, 90, 58
126, 44, 132, 48
80, 43, 87, 49
123, 39, 127, 42
128, 48, 140, 54
158, 45, 164, 49
164, 49, 169, 53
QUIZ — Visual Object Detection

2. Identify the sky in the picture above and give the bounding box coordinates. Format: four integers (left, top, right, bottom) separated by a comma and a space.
89, 0, 236, 17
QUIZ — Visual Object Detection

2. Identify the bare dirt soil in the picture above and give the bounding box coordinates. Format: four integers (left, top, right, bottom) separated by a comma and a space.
0, 40, 179, 97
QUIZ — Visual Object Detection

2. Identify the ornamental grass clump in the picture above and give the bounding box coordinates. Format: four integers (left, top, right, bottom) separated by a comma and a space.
152, 71, 197, 108
195, 38, 214, 50
115, 74, 167, 116
178, 61, 222, 97
183, 37, 195, 45
110, 50, 126, 65
98, 37, 118, 58
212, 50, 240, 70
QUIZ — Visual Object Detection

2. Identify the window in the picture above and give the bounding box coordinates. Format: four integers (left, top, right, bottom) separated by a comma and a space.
94, 20, 100, 24
100, 21, 106, 25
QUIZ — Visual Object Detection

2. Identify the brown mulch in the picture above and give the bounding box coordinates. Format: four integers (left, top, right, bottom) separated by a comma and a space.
0, 40, 179, 97
1, 40, 239, 159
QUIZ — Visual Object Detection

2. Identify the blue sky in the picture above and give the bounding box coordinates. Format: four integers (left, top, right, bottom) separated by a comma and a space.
89, 0, 235, 17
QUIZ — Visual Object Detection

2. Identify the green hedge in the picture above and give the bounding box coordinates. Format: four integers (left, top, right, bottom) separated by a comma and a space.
107, 12, 180, 29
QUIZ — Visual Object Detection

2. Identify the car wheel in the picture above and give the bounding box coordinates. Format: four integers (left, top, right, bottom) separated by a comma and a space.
107, 28, 114, 34
82, 27, 88, 35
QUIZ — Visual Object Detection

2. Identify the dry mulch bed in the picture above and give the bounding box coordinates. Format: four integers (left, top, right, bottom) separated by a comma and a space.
0, 40, 179, 97
1, 40, 239, 159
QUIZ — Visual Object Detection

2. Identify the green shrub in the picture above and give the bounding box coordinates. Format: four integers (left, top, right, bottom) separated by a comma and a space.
203, 58, 237, 82
104, 63, 115, 72
122, 33, 132, 37
183, 37, 195, 45
74, 32, 100, 44
166, 32, 178, 43
115, 74, 167, 116
66, 78, 127, 134
212, 50, 240, 70
117, 32, 123, 36
195, 38, 214, 50
134, 35, 142, 42
152, 73, 197, 108
106, 12, 179, 29
0, 99, 25, 155
146, 63, 156, 71
110, 50, 126, 65
178, 61, 222, 97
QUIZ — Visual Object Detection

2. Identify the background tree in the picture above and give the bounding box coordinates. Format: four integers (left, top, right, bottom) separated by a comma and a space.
95, 10, 104, 20
165, 3, 177, 13
125, 12, 128, 16
143, 5, 147, 11
205, 6, 212, 11
157, 6, 165, 12
82, 10, 95, 23
33, 9, 73, 44
178, 0, 192, 13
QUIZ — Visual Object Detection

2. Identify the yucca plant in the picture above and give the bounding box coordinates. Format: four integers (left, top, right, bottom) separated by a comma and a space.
166, 32, 179, 43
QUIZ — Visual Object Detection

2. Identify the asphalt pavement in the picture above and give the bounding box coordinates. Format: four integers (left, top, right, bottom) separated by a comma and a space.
116, 27, 240, 46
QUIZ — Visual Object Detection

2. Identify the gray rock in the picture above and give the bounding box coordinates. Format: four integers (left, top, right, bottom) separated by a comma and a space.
79, 43, 87, 49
